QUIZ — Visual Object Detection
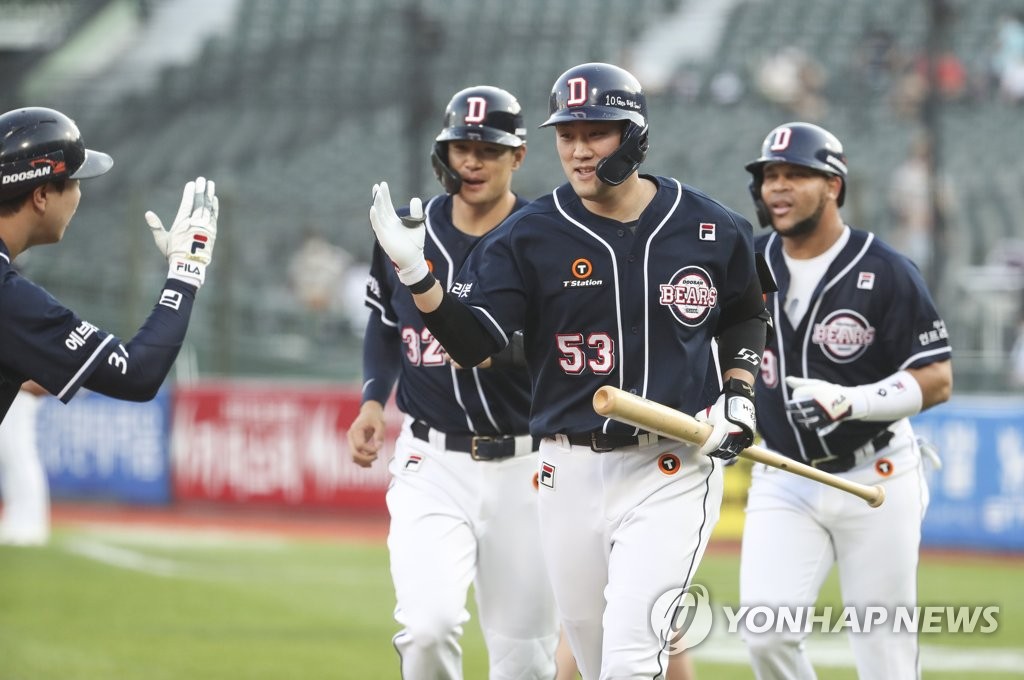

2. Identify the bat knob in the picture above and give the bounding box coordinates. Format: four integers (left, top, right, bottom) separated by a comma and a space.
867, 485, 886, 508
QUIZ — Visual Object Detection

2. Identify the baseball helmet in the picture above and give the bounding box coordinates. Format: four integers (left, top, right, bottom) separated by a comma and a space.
745, 122, 847, 227
539, 62, 649, 186
431, 85, 526, 194
0, 107, 113, 202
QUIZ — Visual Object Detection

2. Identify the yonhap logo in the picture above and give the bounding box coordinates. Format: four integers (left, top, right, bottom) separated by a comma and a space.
650, 584, 714, 654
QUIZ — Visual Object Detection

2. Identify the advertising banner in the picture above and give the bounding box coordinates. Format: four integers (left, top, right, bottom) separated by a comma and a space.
171, 382, 396, 510
37, 389, 171, 505
914, 397, 1024, 551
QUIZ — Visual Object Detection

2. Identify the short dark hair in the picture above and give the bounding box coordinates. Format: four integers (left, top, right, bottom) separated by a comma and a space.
0, 179, 69, 217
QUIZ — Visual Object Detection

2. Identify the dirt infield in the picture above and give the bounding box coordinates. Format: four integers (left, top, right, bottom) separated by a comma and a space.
50, 501, 390, 543
48, 501, 1024, 565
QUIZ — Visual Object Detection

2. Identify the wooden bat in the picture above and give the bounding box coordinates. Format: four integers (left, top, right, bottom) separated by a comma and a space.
592, 386, 885, 508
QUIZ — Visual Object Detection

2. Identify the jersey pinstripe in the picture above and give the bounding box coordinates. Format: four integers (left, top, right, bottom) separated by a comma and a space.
363, 194, 532, 435
755, 227, 953, 464
0, 244, 111, 421
452, 175, 759, 436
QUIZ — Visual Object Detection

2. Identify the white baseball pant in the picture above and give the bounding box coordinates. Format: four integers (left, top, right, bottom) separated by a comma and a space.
0, 389, 49, 545
536, 436, 722, 680
387, 419, 559, 679
740, 426, 929, 680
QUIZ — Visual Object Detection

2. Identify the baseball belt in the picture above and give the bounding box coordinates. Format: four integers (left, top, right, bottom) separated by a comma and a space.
411, 420, 538, 460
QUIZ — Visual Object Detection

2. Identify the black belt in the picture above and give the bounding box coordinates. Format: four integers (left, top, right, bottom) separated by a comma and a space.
560, 432, 656, 453
411, 420, 538, 461
813, 430, 895, 473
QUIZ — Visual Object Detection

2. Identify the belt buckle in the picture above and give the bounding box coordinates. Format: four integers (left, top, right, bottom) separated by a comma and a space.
590, 432, 615, 453
471, 436, 496, 461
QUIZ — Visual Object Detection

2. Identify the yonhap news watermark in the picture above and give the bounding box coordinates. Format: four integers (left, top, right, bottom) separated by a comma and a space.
651, 585, 1000, 654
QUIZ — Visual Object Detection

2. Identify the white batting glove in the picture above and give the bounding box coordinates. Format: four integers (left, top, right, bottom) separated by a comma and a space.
695, 379, 756, 461
145, 176, 219, 288
369, 181, 428, 287
785, 376, 866, 433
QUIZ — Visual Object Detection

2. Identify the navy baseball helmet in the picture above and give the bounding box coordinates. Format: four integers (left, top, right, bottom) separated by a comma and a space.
431, 85, 526, 194
539, 62, 649, 186
0, 107, 113, 201
745, 122, 847, 226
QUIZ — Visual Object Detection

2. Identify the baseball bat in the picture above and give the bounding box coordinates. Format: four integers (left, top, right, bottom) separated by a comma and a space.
592, 386, 885, 507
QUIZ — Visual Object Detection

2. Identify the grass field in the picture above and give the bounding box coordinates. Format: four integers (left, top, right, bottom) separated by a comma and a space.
1, 514, 1021, 679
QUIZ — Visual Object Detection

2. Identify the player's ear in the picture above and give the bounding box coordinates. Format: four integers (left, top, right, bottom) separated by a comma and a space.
827, 175, 842, 203
29, 184, 50, 212
511, 145, 526, 170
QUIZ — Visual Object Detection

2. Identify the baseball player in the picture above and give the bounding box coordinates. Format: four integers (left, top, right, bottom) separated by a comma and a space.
0, 381, 49, 545
346, 86, 559, 679
740, 122, 953, 679
0, 107, 218, 426
368, 62, 769, 679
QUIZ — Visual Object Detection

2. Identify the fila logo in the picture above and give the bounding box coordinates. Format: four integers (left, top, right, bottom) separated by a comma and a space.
465, 96, 487, 124
857, 272, 875, 290
699, 223, 716, 241
539, 462, 555, 488
405, 454, 423, 472
567, 77, 588, 106
159, 289, 183, 310
191, 234, 209, 255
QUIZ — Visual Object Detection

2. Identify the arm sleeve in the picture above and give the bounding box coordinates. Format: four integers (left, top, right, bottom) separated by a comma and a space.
421, 291, 502, 369
360, 311, 402, 404
716, 230, 770, 375
82, 279, 197, 400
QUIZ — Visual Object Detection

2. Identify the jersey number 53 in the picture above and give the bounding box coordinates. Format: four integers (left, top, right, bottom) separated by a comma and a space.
556, 332, 614, 375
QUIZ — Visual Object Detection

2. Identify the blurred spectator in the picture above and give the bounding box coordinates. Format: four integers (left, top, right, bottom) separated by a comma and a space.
287, 228, 365, 337
990, 12, 1024, 103
856, 25, 901, 94
1012, 320, 1024, 388
709, 69, 745, 106
887, 132, 955, 273
891, 49, 967, 118
754, 47, 828, 120
288, 227, 353, 314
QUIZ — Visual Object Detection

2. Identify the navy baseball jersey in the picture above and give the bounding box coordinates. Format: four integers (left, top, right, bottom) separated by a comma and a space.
755, 227, 952, 464
452, 175, 759, 436
363, 193, 532, 435
0, 243, 115, 419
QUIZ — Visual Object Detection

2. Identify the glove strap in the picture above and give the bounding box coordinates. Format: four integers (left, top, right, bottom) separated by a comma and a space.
168, 256, 206, 288
723, 378, 756, 434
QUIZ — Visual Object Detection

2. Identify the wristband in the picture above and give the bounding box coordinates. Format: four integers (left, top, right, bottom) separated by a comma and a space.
407, 271, 436, 295
855, 370, 923, 421
168, 256, 205, 287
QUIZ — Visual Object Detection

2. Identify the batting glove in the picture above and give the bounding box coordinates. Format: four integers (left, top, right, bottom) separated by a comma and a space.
695, 378, 756, 461
785, 376, 866, 434
145, 176, 218, 288
368, 181, 428, 288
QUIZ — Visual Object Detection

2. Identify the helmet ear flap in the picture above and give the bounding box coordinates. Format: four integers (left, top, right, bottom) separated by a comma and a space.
431, 141, 462, 194
596, 123, 649, 186
748, 176, 772, 228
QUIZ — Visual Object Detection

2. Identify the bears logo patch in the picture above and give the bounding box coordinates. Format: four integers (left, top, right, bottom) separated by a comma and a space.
659, 266, 718, 327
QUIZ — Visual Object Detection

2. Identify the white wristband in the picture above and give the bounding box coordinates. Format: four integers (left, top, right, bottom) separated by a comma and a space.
168, 256, 206, 287
853, 370, 923, 421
